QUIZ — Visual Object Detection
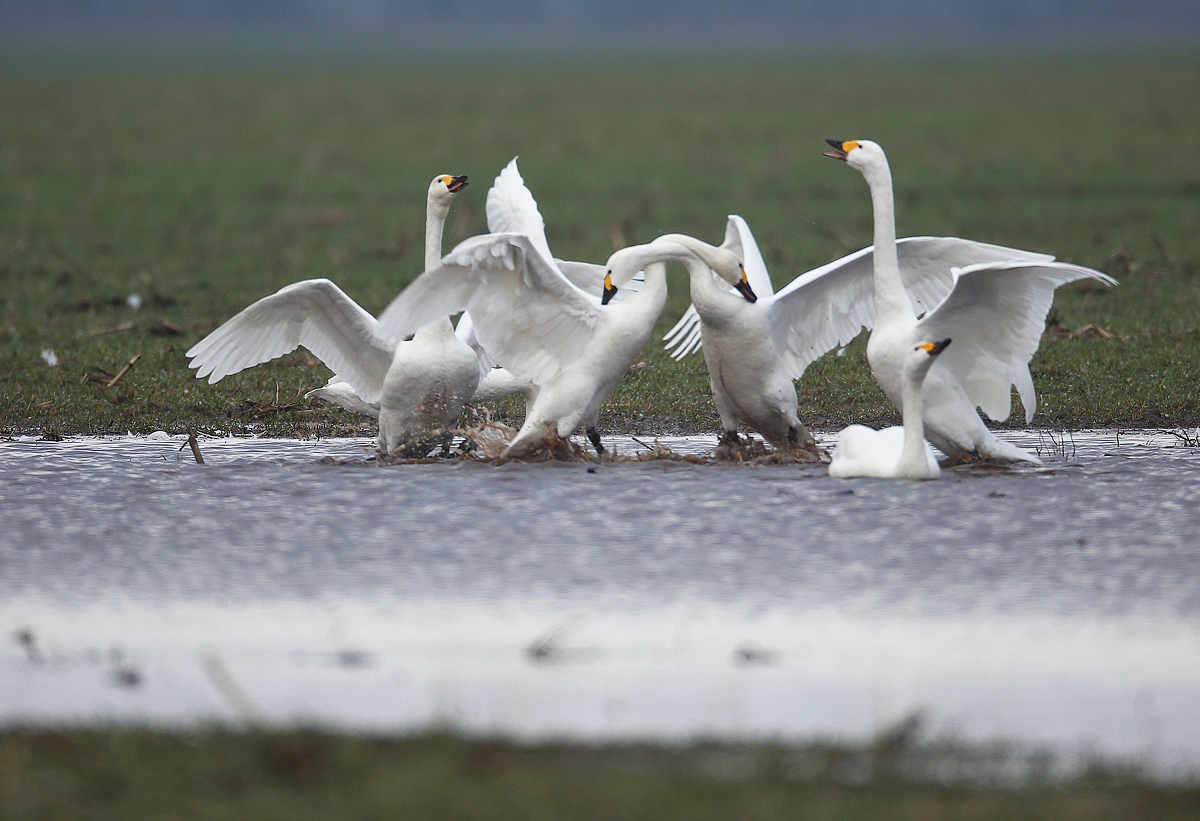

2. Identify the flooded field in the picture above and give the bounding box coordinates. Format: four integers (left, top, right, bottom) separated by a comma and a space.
2, 430, 1199, 776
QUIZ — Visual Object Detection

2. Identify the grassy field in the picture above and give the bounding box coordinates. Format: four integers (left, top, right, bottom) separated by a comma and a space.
1, 57, 1198, 438
2, 728, 1198, 820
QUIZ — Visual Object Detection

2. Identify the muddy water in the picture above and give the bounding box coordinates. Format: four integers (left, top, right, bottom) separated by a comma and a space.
1, 430, 1199, 774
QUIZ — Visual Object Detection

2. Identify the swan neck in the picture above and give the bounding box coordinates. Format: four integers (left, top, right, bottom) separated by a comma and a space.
864, 161, 913, 322
425, 197, 452, 271
898, 361, 930, 474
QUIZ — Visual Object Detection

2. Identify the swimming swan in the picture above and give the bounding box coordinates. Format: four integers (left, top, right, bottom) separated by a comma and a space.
828, 339, 951, 479
187, 174, 482, 456
825, 139, 1116, 463
377, 236, 747, 458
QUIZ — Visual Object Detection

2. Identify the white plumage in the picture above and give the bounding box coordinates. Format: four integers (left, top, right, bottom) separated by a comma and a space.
829, 339, 950, 480
187, 174, 482, 456
825, 139, 1116, 462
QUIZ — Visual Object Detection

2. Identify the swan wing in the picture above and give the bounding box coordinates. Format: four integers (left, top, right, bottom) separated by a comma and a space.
916, 260, 1116, 422
764, 236, 1061, 381
378, 232, 603, 388
726, 214, 774, 297
485, 158, 555, 266
454, 312, 497, 377
486, 158, 640, 299
186, 278, 394, 404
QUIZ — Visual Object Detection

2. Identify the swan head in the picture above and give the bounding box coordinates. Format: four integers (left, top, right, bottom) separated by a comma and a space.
648, 235, 758, 303
906, 338, 952, 377
823, 139, 887, 175
429, 174, 469, 206
600, 243, 656, 305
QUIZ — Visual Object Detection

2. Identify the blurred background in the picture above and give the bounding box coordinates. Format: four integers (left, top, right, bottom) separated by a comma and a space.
3, 0, 1200, 57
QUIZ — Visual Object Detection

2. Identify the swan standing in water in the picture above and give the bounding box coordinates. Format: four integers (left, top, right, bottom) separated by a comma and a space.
829, 339, 951, 479
377, 236, 748, 459
824, 139, 1116, 463
634, 231, 823, 456
187, 173, 483, 456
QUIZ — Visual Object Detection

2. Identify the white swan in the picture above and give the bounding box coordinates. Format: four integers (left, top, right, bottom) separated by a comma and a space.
376, 235, 746, 458
825, 139, 1117, 463
652, 221, 1059, 454
829, 339, 951, 479
663, 215, 1064, 362
187, 173, 482, 456
635, 231, 824, 454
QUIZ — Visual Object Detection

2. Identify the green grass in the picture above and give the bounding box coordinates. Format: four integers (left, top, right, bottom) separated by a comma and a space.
2, 728, 1197, 820
1, 56, 1198, 437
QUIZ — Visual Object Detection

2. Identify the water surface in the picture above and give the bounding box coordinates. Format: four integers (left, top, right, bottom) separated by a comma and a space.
2, 430, 1198, 775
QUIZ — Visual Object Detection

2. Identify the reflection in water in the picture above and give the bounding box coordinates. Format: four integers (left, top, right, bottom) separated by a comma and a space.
1, 431, 1199, 773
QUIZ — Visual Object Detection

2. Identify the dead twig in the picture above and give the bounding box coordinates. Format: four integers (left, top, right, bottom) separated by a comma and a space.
182, 427, 205, 464
105, 352, 142, 388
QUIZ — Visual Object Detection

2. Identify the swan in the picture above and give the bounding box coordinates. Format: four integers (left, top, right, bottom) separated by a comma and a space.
376, 235, 748, 459
663, 216, 1065, 362
653, 222, 1056, 455
824, 139, 1116, 463
828, 339, 951, 479
635, 231, 824, 455
187, 173, 483, 456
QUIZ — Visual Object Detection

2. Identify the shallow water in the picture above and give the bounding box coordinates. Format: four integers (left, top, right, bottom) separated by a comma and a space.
2, 430, 1199, 775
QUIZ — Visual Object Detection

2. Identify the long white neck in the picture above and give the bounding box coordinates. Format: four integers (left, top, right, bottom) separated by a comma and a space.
417, 195, 455, 340
861, 158, 914, 324
897, 358, 933, 476
649, 235, 744, 315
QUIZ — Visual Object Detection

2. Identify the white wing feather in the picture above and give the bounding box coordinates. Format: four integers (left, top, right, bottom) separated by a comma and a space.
916, 260, 1116, 422
378, 233, 604, 388
186, 278, 394, 405
485, 158, 555, 266
765, 236, 1061, 381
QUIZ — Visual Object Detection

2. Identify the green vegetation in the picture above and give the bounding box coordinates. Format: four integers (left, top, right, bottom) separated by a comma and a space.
2, 728, 1197, 820
1, 57, 1198, 438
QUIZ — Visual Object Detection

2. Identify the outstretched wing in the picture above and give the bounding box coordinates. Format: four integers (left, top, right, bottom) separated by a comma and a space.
186, 278, 394, 404
766, 236, 1062, 381
486, 157, 638, 300
485, 157, 555, 266
916, 260, 1116, 422
378, 233, 604, 388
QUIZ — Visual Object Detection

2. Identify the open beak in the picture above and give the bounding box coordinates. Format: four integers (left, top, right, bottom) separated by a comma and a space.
734, 267, 758, 303
447, 174, 469, 193
823, 139, 849, 161
601, 273, 618, 305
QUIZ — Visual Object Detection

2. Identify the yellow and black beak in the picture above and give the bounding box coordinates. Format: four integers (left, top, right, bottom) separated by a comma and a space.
734, 265, 758, 303
447, 174, 469, 193
601, 273, 618, 305
919, 338, 952, 356
823, 139, 857, 161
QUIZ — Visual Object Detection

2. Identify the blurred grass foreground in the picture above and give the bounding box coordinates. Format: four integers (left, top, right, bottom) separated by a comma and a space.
2, 727, 1199, 820
0, 56, 1198, 439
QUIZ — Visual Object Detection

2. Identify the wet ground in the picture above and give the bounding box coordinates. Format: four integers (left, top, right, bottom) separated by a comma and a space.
2, 430, 1199, 775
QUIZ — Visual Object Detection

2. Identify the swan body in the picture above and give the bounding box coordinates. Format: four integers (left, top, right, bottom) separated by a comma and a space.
646, 231, 821, 454
188, 174, 482, 456
377, 235, 742, 458
829, 339, 950, 479
658, 220, 1062, 453
826, 139, 1116, 463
